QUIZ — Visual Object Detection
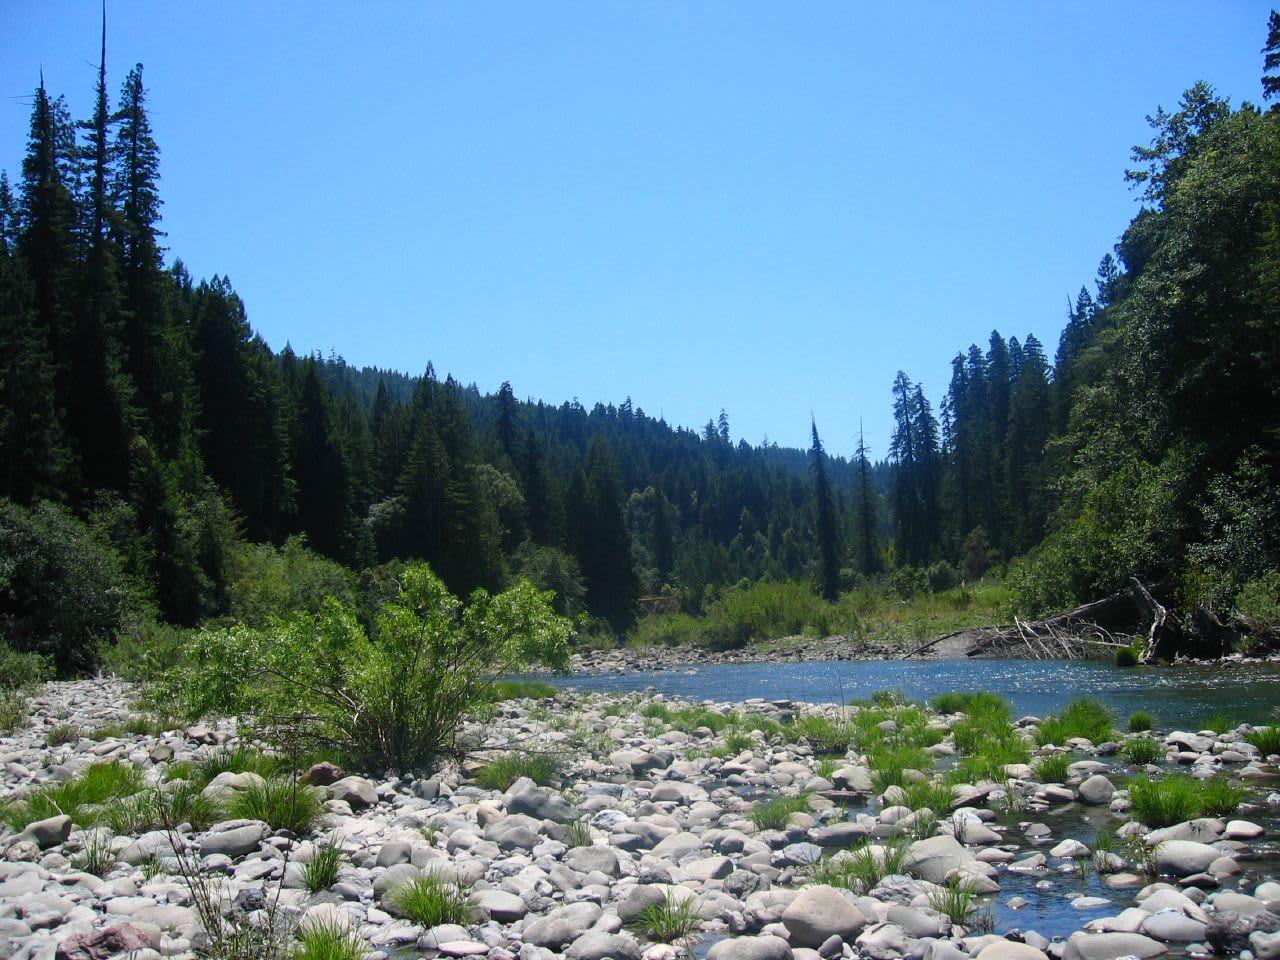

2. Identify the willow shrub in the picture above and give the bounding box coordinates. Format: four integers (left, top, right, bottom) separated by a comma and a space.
160, 563, 571, 771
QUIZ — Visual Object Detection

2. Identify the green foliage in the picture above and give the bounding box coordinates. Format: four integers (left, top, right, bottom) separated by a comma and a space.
72, 829, 116, 876
46, 722, 79, 745
751, 793, 810, 830
1128, 711, 1155, 733
809, 840, 908, 893
927, 877, 977, 925
626, 890, 702, 945
292, 919, 364, 960
724, 730, 755, 753
100, 618, 188, 682
1115, 645, 1140, 667
0, 693, 26, 734
226, 537, 360, 628
225, 777, 322, 834
474, 752, 562, 791
1246, 725, 1280, 756
900, 779, 954, 815
1235, 571, 1280, 634
700, 580, 832, 650
103, 782, 221, 834
182, 745, 287, 786
1127, 774, 1238, 827
488, 679, 557, 701
1034, 698, 1113, 746
388, 874, 473, 927
161, 563, 571, 770
1201, 711, 1232, 734
789, 714, 855, 754
1119, 737, 1163, 766
0, 640, 51, 690
1, 760, 144, 831
302, 835, 345, 893
0, 499, 147, 675
1031, 753, 1071, 783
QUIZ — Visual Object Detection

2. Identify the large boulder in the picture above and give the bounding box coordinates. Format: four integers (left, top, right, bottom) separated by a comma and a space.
507, 784, 576, 823
20, 815, 72, 850
975, 942, 1050, 960
780, 884, 868, 948
565, 931, 643, 960
902, 835, 969, 884
1061, 931, 1168, 960
329, 776, 377, 810
707, 936, 793, 960
198, 821, 268, 859
1153, 840, 1220, 876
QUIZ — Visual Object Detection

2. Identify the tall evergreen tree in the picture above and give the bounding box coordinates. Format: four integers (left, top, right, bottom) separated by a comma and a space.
853, 424, 880, 576
810, 418, 841, 601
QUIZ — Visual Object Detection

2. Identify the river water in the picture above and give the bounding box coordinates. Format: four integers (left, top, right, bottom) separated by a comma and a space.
550, 658, 1280, 729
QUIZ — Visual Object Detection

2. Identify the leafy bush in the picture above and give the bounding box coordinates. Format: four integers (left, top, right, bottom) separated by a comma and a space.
100, 619, 189, 682
0, 694, 25, 734
700, 581, 832, 650
161, 563, 571, 770
388, 874, 472, 927
1115, 645, 1140, 667
1235, 571, 1280, 633
487, 679, 557, 701
0, 499, 147, 675
889, 566, 929, 600
474, 752, 562, 791
226, 537, 361, 628
0, 641, 51, 691
926, 561, 959, 593
1128, 711, 1155, 733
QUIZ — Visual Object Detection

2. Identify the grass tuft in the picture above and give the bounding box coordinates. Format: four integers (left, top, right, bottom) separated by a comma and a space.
292, 918, 364, 960
1128, 711, 1155, 733
303, 834, 345, 893
474, 752, 562, 791
1128, 775, 1203, 827
751, 793, 810, 830
1119, 738, 1163, 766
1031, 753, 1071, 784
928, 877, 977, 925
1247, 726, 1280, 757
1, 760, 144, 831
1035, 698, 1113, 746
626, 890, 702, 945
388, 874, 473, 927
809, 840, 908, 893
226, 777, 322, 834
46, 722, 80, 746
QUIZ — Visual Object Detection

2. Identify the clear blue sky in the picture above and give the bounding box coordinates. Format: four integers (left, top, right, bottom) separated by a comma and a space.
2, 2, 1274, 458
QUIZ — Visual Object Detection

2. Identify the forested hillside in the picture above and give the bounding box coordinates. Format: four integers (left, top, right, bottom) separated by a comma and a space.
2, 14, 1279, 674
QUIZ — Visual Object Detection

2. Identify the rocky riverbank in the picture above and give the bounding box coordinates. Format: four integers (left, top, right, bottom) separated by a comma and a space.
3, 679, 1280, 960
571, 634, 935, 675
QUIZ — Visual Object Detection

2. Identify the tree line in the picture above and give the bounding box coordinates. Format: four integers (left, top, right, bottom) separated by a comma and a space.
3, 13, 1278, 673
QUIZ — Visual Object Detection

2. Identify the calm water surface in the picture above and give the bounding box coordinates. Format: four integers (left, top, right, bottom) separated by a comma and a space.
551, 658, 1280, 729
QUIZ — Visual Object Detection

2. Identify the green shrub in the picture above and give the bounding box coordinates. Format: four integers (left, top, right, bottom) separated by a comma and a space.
103, 782, 221, 834
1129, 775, 1202, 827
1115, 646, 1140, 667
160, 563, 572, 770
1236, 571, 1280, 633
474, 752, 562, 791
226, 777, 322, 834
0, 499, 148, 675
1198, 777, 1246, 817
100, 619, 188, 683
0, 641, 51, 691
751, 793, 810, 830
626, 890, 702, 945
226, 537, 360, 628
0, 694, 26, 734
700, 580, 832, 650
889, 566, 929, 600
1247, 726, 1280, 756
1128, 711, 1155, 733
790, 715, 855, 754
628, 612, 702, 648
1119, 738, 1163, 766
388, 874, 472, 927
931, 691, 1010, 721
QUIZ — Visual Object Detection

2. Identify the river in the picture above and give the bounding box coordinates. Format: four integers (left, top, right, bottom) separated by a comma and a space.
547, 658, 1280, 729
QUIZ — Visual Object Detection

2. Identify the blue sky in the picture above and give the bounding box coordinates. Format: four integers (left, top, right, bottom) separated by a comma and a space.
2, 2, 1274, 458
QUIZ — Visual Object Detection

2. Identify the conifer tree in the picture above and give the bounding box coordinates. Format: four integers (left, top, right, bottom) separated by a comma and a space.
810, 418, 841, 600
853, 424, 880, 576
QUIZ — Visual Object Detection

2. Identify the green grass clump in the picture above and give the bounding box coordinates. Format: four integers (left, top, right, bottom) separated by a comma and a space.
1198, 777, 1246, 817
1201, 711, 1233, 735
1035, 698, 1113, 746
103, 782, 221, 834
474, 752, 562, 791
1, 760, 145, 831
1031, 753, 1071, 783
388, 874, 473, 927
900, 779, 954, 814
640, 703, 671, 721
226, 777, 322, 834
724, 731, 754, 753
1115, 646, 1140, 667
790, 715, 856, 754
751, 793, 811, 830
928, 877, 978, 925
46, 723, 80, 746
0, 693, 25, 735
488, 679, 558, 701
1247, 726, 1280, 757
303, 834, 345, 893
626, 890, 702, 945
931, 691, 1011, 722
670, 707, 731, 734
1119, 738, 1163, 766
1128, 775, 1204, 828
292, 918, 365, 960
809, 840, 907, 893
565, 816, 592, 848
190, 745, 287, 787
867, 744, 931, 793
1128, 711, 1155, 733
72, 829, 116, 876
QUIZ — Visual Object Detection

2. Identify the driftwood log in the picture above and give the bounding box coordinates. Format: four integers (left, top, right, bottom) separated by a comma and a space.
954, 587, 1147, 660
